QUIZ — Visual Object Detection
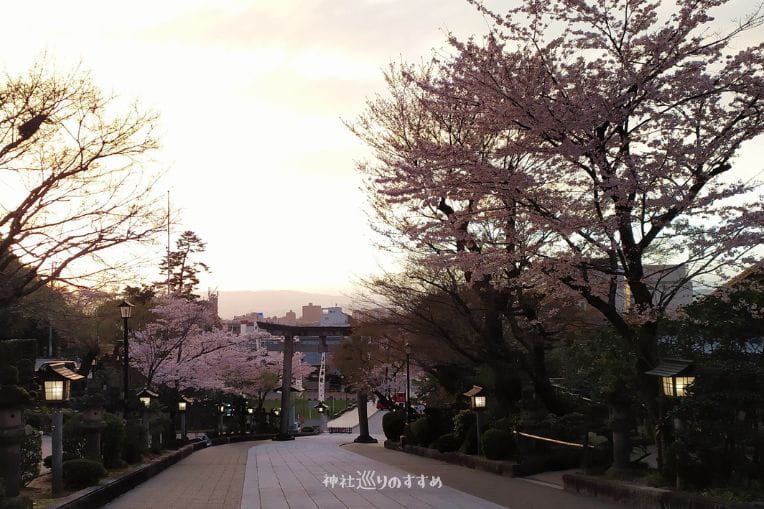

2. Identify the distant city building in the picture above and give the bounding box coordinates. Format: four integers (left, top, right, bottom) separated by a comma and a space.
581, 263, 693, 314
300, 302, 322, 325
320, 306, 350, 326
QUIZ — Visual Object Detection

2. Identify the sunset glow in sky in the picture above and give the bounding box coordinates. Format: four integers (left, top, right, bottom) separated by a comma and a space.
3, 1, 761, 295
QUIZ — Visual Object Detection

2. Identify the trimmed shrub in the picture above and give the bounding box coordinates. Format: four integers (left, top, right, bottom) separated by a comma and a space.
0, 495, 33, 509
122, 421, 147, 464
101, 413, 126, 469
408, 417, 435, 447
459, 416, 490, 455
24, 410, 52, 433
432, 432, 461, 453
453, 410, 475, 441
43, 452, 79, 469
20, 426, 41, 487
63, 414, 85, 458
301, 426, 315, 433
62, 459, 106, 490
481, 428, 515, 460
382, 411, 406, 441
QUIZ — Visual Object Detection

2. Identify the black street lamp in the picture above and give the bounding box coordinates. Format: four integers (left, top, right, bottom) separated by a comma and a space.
464, 385, 486, 456
118, 300, 134, 418
178, 395, 191, 440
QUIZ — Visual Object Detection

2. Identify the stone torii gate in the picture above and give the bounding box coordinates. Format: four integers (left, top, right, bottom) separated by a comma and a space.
256, 322, 351, 440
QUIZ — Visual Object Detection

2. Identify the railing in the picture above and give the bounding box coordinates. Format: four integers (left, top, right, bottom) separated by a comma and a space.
328, 426, 354, 434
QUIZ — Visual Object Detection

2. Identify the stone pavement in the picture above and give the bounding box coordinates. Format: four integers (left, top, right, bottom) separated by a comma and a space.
105, 434, 621, 509
343, 439, 619, 509
105, 441, 250, 509
241, 434, 504, 509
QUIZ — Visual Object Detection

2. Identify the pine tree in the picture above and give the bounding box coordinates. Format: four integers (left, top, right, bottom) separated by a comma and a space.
158, 231, 209, 298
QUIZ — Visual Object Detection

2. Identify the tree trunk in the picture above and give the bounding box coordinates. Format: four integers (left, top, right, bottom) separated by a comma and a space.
353, 392, 377, 444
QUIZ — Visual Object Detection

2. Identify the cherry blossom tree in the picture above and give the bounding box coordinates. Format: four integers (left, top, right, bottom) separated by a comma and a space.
207, 346, 314, 412
349, 62, 576, 414
129, 295, 240, 388
353, 0, 764, 429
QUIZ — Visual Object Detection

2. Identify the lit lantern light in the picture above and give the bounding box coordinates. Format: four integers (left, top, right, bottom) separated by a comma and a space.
136, 388, 158, 408
645, 359, 695, 398
247, 407, 254, 415
274, 408, 280, 417
463, 385, 487, 410
41, 362, 83, 403
219, 404, 225, 414
118, 300, 134, 319
314, 401, 328, 414
178, 395, 191, 412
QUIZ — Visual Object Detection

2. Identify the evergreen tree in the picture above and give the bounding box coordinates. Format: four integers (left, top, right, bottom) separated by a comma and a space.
158, 231, 209, 298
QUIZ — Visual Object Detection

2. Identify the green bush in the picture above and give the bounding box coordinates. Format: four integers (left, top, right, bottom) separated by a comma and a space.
62, 459, 106, 490
431, 433, 461, 453
481, 428, 515, 460
101, 413, 125, 469
122, 421, 147, 464
0, 495, 33, 509
63, 414, 85, 458
43, 452, 80, 469
382, 411, 406, 441
20, 426, 41, 487
453, 410, 475, 441
408, 417, 435, 447
24, 410, 51, 433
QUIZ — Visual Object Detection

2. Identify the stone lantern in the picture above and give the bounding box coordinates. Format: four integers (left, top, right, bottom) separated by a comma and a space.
77, 389, 107, 463
0, 365, 31, 498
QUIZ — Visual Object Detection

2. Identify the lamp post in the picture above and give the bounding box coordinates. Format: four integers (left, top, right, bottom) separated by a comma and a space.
247, 407, 253, 433
42, 362, 83, 495
178, 396, 190, 440
118, 300, 134, 418
218, 403, 225, 435
405, 341, 411, 423
315, 401, 328, 433
645, 358, 694, 487
464, 386, 486, 456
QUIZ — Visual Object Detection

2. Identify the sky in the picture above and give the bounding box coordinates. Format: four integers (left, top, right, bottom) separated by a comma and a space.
2, 0, 761, 296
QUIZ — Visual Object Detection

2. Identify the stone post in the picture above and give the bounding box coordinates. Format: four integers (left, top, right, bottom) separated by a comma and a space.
0, 365, 30, 497
274, 335, 295, 441
80, 406, 106, 462
0, 403, 25, 496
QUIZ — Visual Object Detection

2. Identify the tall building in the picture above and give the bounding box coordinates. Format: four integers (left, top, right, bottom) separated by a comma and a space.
300, 302, 322, 325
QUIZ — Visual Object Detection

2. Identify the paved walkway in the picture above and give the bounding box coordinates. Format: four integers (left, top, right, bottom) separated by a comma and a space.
105, 434, 620, 509
105, 441, 250, 509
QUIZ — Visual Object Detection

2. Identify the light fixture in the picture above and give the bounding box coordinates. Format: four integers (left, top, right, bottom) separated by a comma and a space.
645, 359, 695, 398
41, 362, 82, 402
136, 388, 158, 408
118, 300, 135, 319
463, 385, 486, 410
